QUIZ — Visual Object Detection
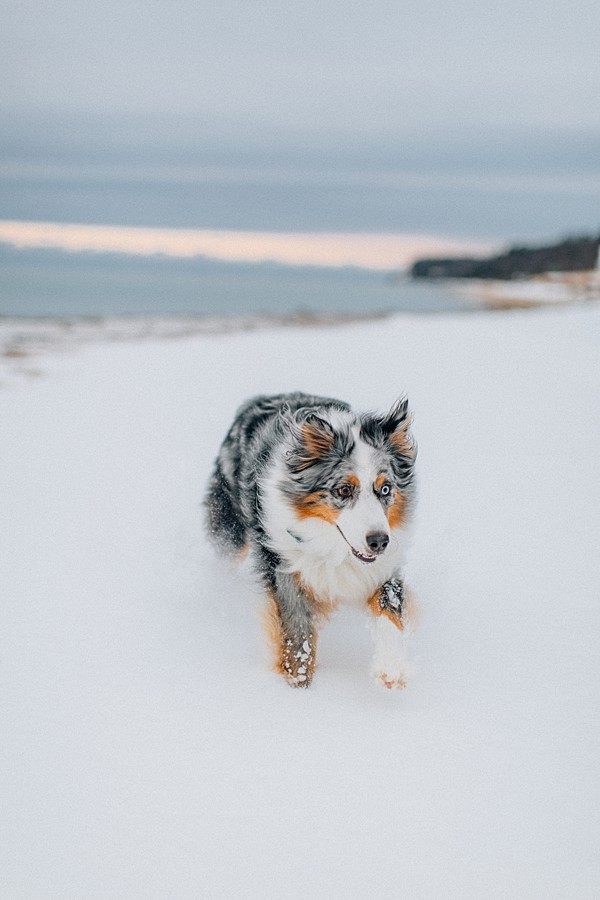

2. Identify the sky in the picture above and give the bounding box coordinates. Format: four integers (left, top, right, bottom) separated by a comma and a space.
1, 0, 599, 243
3, 0, 599, 135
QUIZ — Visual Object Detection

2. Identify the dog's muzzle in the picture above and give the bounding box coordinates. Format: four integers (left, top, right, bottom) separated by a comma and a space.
336, 525, 388, 564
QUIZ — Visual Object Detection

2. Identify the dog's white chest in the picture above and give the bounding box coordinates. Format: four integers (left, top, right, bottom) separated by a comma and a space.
288, 542, 402, 608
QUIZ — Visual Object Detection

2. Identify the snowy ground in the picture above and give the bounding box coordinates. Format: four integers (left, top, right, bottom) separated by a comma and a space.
1, 304, 599, 898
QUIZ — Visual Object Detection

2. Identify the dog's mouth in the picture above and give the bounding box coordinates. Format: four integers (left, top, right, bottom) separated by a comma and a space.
352, 548, 378, 564
336, 526, 378, 564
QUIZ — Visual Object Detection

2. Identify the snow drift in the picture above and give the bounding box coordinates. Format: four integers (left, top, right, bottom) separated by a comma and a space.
1, 304, 599, 898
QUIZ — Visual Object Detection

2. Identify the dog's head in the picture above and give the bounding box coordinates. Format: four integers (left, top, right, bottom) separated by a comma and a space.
280, 399, 416, 564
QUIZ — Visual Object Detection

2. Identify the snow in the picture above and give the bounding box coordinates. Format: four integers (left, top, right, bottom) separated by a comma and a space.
1, 304, 600, 898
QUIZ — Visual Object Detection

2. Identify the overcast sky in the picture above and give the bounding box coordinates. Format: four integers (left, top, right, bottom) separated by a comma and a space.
3, 0, 599, 136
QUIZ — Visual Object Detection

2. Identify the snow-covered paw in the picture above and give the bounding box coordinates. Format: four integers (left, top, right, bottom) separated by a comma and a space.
368, 578, 404, 628
375, 669, 408, 690
381, 578, 404, 613
281, 637, 315, 688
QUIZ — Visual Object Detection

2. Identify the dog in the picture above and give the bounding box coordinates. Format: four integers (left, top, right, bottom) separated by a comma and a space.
205, 392, 417, 688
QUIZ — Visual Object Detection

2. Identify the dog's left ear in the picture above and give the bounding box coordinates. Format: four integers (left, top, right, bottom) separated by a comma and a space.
284, 410, 336, 473
301, 413, 335, 460
381, 398, 416, 458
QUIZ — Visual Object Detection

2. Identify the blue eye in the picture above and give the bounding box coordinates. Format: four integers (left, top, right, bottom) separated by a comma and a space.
380, 482, 392, 497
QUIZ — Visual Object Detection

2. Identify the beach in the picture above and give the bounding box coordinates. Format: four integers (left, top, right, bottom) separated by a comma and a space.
2, 302, 599, 897
2, 219, 598, 323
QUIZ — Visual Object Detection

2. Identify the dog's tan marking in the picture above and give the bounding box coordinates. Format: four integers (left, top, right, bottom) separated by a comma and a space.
368, 584, 419, 629
293, 493, 340, 524
367, 592, 405, 630
387, 490, 406, 529
262, 591, 285, 672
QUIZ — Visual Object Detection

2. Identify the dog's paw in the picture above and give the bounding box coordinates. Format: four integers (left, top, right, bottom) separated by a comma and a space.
285, 673, 313, 688
281, 638, 315, 687
374, 669, 408, 690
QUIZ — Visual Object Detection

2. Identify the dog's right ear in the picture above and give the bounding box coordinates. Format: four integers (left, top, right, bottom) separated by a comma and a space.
381, 397, 415, 459
283, 409, 335, 472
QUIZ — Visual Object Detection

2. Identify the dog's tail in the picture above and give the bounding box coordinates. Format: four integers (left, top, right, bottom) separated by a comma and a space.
204, 464, 247, 555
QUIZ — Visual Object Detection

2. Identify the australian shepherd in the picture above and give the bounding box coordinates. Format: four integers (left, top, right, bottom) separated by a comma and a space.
205, 392, 417, 689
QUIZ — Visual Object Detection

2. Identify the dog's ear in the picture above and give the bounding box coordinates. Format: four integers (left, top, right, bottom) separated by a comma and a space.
284, 410, 336, 472
381, 397, 416, 459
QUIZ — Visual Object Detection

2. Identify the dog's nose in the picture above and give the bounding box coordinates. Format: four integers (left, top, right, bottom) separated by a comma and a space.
366, 531, 389, 554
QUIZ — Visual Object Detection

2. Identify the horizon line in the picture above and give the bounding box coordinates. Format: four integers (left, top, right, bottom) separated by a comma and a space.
0, 220, 497, 272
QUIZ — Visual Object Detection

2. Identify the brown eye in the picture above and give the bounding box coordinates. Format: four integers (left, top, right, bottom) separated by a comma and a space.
380, 482, 392, 497
336, 483, 354, 499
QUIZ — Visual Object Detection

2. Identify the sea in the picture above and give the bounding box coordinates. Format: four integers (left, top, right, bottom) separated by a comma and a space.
1, 152, 599, 320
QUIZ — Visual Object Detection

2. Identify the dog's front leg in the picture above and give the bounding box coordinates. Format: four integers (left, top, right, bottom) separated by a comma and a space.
368, 577, 415, 690
267, 571, 318, 688
368, 576, 405, 627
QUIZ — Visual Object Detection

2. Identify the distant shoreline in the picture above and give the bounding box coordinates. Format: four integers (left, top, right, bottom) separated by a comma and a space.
1, 288, 598, 375
0, 310, 393, 366
0, 219, 496, 272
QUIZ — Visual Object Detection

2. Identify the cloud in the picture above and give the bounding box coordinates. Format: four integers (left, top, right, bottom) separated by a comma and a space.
2, 0, 600, 131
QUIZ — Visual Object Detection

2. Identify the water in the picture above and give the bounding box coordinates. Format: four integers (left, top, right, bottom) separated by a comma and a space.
1, 148, 598, 318
3, 169, 599, 238
0, 247, 475, 318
